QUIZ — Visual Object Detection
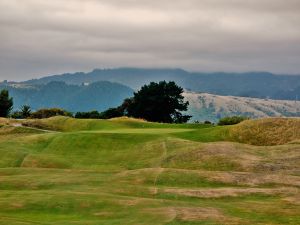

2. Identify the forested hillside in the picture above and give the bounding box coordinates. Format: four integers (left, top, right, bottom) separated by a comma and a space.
0, 81, 133, 112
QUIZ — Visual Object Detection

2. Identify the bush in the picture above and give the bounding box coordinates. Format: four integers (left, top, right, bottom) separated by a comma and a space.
75, 111, 101, 119
21, 105, 32, 118
99, 107, 124, 119
75, 108, 124, 120
204, 120, 213, 125
11, 105, 32, 119
218, 116, 247, 126
30, 108, 73, 119
11, 111, 23, 119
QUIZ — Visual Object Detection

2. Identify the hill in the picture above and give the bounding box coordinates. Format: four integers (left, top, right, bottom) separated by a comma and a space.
0, 81, 133, 112
20, 68, 300, 100
0, 117, 299, 224
185, 92, 300, 122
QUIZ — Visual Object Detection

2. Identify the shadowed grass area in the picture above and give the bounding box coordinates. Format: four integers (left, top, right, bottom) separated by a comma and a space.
0, 116, 299, 224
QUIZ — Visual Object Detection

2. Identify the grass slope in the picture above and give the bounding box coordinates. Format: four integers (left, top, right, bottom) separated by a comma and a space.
0, 117, 299, 224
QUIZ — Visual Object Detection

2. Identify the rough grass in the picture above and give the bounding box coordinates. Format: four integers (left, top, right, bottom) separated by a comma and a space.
0, 116, 299, 224
229, 117, 300, 145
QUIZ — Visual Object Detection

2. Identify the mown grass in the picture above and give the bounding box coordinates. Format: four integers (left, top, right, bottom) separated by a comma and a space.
0, 116, 299, 224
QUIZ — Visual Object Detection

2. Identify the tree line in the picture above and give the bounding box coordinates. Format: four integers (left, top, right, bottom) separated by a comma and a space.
0, 81, 192, 123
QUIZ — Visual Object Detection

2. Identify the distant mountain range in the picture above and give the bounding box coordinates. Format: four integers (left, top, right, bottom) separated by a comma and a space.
0, 68, 300, 122
0, 81, 133, 112
18, 68, 300, 100
185, 92, 300, 123
1, 79, 299, 122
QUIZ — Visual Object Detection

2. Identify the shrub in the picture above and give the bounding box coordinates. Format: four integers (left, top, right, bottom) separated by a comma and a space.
99, 107, 124, 119
11, 105, 32, 119
218, 116, 247, 126
204, 120, 213, 125
21, 105, 32, 118
75, 111, 101, 119
30, 108, 73, 119
11, 111, 23, 119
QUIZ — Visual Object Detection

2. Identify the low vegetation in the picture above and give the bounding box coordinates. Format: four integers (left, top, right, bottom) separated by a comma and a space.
218, 116, 248, 125
0, 116, 299, 224
30, 108, 73, 119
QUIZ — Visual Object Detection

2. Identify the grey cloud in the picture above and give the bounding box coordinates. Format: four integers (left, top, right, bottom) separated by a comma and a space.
0, 0, 300, 81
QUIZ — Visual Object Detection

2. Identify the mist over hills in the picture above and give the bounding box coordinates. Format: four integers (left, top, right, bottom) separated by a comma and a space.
23, 68, 300, 100
0, 81, 133, 112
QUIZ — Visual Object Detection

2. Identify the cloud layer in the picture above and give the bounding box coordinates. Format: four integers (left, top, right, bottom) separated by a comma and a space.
0, 0, 300, 80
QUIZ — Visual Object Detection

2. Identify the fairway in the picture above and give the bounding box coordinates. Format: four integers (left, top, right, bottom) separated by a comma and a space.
0, 117, 299, 225
76, 128, 195, 134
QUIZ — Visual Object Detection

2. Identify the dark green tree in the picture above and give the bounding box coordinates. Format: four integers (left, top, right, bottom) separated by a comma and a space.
124, 81, 191, 123
21, 105, 32, 118
99, 107, 124, 119
75, 111, 101, 119
0, 90, 13, 117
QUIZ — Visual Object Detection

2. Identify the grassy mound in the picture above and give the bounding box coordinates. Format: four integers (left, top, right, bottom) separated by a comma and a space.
21, 116, 300, 146
229, 118, 300, 145
22, 116, 211, 131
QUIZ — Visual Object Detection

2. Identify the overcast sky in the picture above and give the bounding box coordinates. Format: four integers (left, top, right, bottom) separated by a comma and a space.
0, 0, 300, 81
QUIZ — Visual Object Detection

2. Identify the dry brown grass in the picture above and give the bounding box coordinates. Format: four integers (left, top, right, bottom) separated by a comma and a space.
175, 207, 225, 221
162, 187, 298, 198
108, 116, 147, 122
229, 118, 300, 145
145, 207, 241, 224
162, 168, 300, 187
0, 118, 20, 126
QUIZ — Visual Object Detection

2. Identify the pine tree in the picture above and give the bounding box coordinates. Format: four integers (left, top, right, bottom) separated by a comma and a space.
0, 90, 13, 117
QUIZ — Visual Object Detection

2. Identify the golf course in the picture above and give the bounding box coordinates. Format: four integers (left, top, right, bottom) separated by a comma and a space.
0, 116, 299, 225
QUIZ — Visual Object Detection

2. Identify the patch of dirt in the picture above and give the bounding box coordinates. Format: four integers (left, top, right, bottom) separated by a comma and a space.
163, 187, 298, 198
283, 195, 300, 205
117, 199, 142, 206
176, 207, 225, 221
204, 171, 300, 187
145, 207, 241, 224
144, 207, 177, 222
93, 211, 113, 216
10, 202, 24, 209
